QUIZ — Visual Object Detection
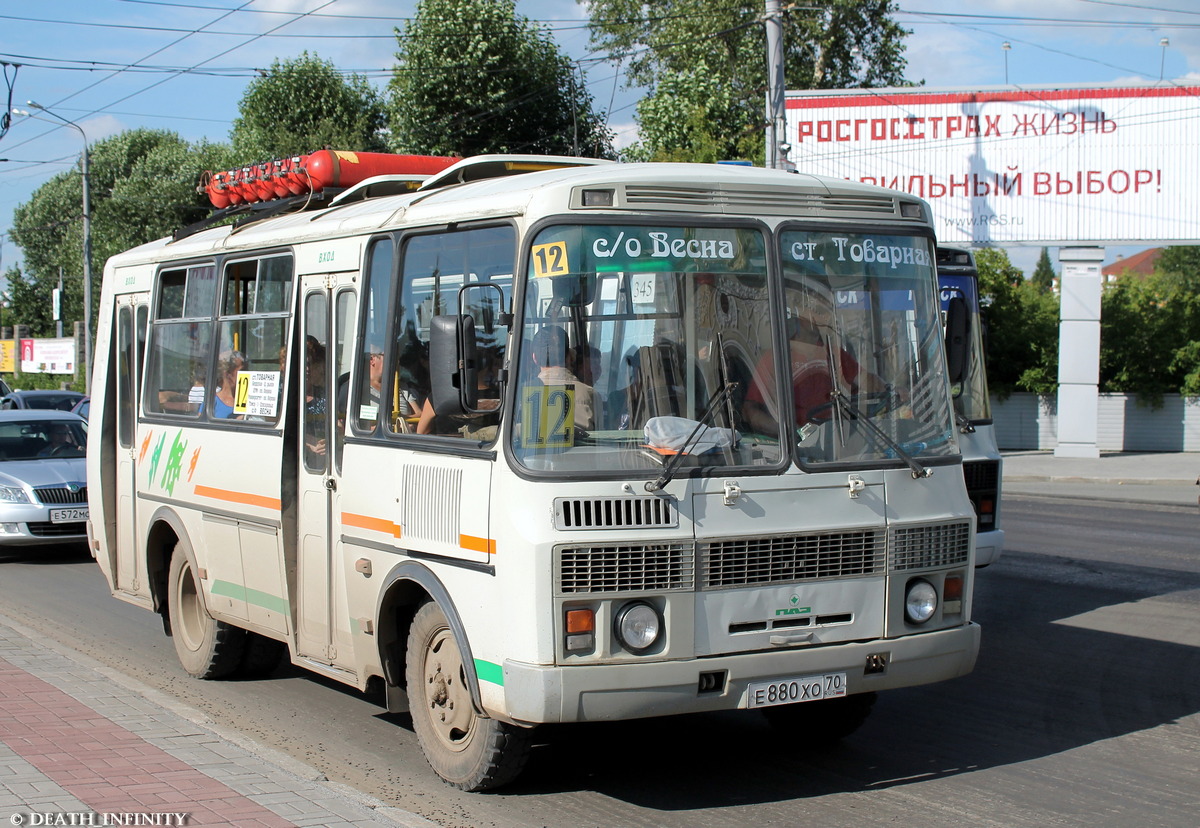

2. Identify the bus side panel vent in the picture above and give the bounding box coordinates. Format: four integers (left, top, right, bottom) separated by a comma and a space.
403, 465, 462, 545
554, 496, 678, 531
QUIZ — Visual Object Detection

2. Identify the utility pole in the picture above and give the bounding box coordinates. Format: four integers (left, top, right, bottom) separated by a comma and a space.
765, 0, 786, 169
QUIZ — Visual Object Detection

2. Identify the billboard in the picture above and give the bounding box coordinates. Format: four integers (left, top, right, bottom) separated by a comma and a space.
785, 84, 1200, 246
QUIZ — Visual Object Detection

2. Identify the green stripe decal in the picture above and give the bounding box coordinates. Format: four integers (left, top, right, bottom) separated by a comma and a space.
474, 658, 504, 686
210, 580, 291, 615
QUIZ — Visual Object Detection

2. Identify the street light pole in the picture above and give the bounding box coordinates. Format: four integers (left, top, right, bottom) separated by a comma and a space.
13, 102, 92, 393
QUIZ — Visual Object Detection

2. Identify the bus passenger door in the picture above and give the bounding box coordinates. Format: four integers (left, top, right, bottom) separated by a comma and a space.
114, 299, 148, 595
295, 278, 356, 668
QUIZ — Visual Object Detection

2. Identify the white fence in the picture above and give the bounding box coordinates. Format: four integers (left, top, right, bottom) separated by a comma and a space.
991, 393, 1200, 452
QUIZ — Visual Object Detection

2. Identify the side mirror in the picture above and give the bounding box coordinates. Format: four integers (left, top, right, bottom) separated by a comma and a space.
429, 314, 478, 417
943, 295, 970, 385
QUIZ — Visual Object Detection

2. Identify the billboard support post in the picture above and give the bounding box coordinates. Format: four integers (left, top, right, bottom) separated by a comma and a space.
1055, 247, 1104, 458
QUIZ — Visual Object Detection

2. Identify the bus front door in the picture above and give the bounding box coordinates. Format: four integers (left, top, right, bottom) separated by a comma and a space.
294, 278, 357, 669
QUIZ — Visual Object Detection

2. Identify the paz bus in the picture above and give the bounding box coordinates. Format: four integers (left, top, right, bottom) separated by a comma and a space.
87, 154, 980, 791
937, 247, 1004, 566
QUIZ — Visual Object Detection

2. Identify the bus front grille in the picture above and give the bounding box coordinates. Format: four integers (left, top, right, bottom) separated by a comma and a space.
889, 521, 972, 570
554, 496, 677, 530
699, 530, 886, 589
557, 542, 694, 594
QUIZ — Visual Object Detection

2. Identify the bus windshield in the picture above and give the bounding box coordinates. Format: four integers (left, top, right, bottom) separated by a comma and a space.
511, 222, 783, 474
777, 229, 956, 466
939, 272, 991, 423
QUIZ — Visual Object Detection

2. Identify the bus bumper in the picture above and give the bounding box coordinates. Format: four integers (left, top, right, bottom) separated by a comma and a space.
500, 622, 979, 725
975, 529, 1005, 567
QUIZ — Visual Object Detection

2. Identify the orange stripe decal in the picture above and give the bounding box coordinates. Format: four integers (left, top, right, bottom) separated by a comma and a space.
460, 534, 496, 555
193, 485, 282, 511
343, 512, 403, 539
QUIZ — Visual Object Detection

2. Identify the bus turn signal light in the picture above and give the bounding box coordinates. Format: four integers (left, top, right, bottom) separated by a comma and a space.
565, 608, 595, 653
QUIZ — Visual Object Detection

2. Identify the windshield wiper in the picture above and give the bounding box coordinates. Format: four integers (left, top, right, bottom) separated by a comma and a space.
644, 381, 739, 493
828, 389, 932, 480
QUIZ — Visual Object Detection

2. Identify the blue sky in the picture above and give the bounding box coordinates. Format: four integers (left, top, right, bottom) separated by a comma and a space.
2, 0, 1198, 279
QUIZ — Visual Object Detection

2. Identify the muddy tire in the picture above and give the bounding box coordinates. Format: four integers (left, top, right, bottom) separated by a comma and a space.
406, 601, 532, 791
238, 632, 286, 678
167, 549, 245, 679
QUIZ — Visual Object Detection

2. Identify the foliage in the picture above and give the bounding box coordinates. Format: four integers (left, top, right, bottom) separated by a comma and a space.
1100, 269, 1200, 402
231, 53, 388, 159
584, 0, 911, 162
0, 371, 84, 393
1031, 247, 1055, 293
1157, 245, 1200, 280
9, 130, 231, 337
623, 62, 760, 162
388, 0, 614, 158
974, 248, 1060, 397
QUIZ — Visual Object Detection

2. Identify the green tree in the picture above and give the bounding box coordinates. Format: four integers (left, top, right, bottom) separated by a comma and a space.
388, 0, 614, 158
975, 247, 1060, 396
231, 52, 387, 159
1157, 245, 1200, 283
584, 0, 911, 161
1100, 269, 1200, 401
1031, 247, 1055, 293
9, 130, 231, 338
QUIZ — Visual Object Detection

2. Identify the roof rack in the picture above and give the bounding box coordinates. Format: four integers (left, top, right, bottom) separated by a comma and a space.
172, 188, 345, 242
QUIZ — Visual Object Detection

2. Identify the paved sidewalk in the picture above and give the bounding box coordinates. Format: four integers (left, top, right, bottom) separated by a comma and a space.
1002, 450, 1199, 507
0, 613, 435, 828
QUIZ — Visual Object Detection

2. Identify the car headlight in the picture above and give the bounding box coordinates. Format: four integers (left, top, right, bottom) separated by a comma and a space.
614, 602, 662, 653
904, 579, 938, 624
0, 486, 32, 504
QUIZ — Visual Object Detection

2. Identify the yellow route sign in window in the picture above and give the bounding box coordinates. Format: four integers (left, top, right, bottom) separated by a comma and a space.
520, 384, 576, 448
531, 241, 570, 277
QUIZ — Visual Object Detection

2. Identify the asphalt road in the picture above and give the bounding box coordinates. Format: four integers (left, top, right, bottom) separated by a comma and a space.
1, 492, 1196, 828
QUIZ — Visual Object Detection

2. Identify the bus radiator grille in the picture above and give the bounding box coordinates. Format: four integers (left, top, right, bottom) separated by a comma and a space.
962, 460, 1000, 492
888, 520, 972, 571
556, 542, 694, 594
699, 530, 886, 589
554, 496, 678, 530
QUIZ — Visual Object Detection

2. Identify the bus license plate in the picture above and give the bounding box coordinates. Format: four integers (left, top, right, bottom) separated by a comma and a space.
747, 673, 847, 708
50, 507, 88, 524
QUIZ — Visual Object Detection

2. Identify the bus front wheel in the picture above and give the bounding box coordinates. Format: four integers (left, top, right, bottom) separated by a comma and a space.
762, 691, 877, 744
405, 601, 531, 791
167, 549, 245, 679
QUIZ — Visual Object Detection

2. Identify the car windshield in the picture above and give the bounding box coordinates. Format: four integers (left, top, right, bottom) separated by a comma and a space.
511, 222, 782, 475
0, 420, 88, 460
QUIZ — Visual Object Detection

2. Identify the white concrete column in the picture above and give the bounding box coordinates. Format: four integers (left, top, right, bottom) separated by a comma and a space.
1055, 246, 1104, 457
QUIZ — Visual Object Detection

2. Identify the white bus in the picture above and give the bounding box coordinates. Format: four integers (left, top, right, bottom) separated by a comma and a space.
937, 247, 1004, 566
88, 155, 980, 791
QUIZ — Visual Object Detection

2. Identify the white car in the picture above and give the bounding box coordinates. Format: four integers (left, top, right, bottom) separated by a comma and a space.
0, 410, 88, 546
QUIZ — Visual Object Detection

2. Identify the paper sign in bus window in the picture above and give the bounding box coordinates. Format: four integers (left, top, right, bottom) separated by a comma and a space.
234, 370, 280, 417
521, 384, 576, 448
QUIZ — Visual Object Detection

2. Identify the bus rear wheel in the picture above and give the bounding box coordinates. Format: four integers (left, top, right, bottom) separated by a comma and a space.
405, 601, 531, 791
167, 550, 245, 679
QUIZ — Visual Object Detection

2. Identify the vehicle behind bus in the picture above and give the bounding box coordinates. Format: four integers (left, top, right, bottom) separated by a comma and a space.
938, 246, 1003, 566
87, 155, 980, 791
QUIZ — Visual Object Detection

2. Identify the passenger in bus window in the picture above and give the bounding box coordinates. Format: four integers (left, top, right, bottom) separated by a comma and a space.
529, 326, 596, 430
305, 336, 328, 458
211, 349, 245, 419
743, 299, 885, 435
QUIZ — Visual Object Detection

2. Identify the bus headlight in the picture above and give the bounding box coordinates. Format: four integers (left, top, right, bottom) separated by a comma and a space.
904, 579, 938, 624
614, 602, 662, 652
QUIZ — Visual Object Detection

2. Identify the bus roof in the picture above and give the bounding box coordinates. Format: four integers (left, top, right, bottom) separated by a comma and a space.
104, 158, 930, 270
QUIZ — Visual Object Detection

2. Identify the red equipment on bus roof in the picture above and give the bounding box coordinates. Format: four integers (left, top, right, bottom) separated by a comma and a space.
203, 151, 460, 209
